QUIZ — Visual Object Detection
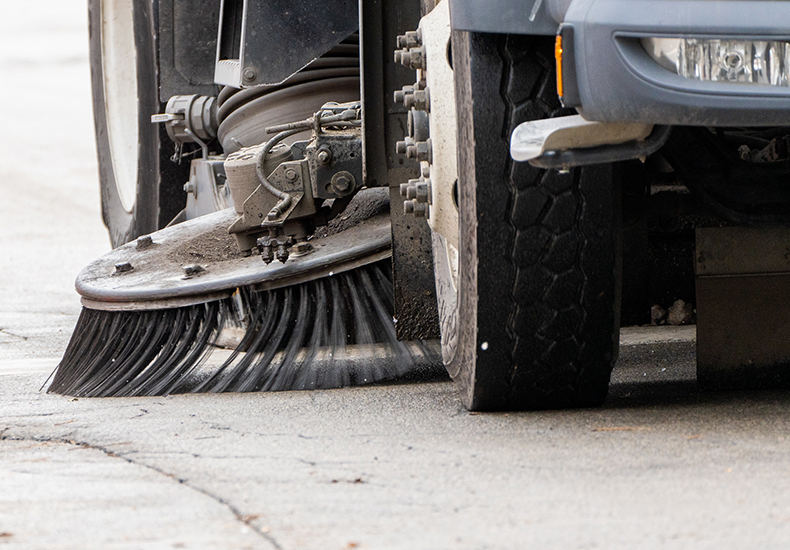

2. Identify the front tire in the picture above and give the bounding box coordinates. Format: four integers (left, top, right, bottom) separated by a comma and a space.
89, 0, 187, 247
437, 32, 621, 411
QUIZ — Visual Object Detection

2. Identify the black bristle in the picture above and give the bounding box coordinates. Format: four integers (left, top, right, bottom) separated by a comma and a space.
47, 260, 442, 397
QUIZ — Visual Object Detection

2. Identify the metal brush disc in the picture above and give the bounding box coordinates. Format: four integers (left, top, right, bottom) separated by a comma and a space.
77, 189, 392, 311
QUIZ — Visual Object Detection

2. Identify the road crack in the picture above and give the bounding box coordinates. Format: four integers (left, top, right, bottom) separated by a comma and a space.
0, 328, 29, 341
0, 433, 283, 549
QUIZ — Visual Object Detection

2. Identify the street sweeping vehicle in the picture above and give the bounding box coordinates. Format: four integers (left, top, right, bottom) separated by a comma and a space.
48, 0, 790, 410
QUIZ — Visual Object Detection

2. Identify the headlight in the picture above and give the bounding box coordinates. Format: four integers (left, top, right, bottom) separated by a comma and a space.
641, 37, 790, 87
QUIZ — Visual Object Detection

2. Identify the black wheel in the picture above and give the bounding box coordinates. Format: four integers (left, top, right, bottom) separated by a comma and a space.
435, 32, 621, 411
89, 0, 187, 247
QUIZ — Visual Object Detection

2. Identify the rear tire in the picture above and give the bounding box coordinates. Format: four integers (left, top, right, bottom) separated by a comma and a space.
437, 32, 621, 411
89, 0, 187, 247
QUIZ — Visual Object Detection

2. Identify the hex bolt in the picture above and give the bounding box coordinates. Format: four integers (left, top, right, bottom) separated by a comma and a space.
259, 241, 274, 264
261, 247, 274, 264
136, 235, 154, 250
399, 46, 425, 70
404, 88, 429, 111
420, 163, 431, 178
276, 244, 290, 263
317, 148, 332, 165
334, 176, 351, 193
331, 171, 356, 196
396, 29, 422, 49
285, 168, 298, 182
183, 180, 196, 194
406, 140, 431, 163
399, 182, 414, 199
415, 181, 430, 203
403, 199, 416, 214
243, 67, 257, 82
114, 262, 133, 274
183, 264, 205, 277
395, 137, 413, 155
292, 241, 314, 257
413, 202, 429, 218
394, 86, 414, 104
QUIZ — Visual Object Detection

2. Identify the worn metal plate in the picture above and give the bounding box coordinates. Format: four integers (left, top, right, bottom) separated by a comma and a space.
159, 0, 220, 98
696, 226, 790, 276
696, 226, 790, 389
77, 190, 392, 310
361, 0, 440, 340
216, 0, 358, 87
697, 274, 790, 390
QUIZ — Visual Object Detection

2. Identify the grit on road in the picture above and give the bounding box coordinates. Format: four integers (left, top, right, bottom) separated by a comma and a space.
3, 2, 790, 549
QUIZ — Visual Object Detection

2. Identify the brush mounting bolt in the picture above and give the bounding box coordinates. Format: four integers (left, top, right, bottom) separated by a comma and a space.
260, 243, 274, 264
276, 244, 290, 263
317, 147, 332, 165
257, 236, 275, 264
331, 171, 356, 197
183, 264, 205, 277
243, 67, 257, 82
291, 241, 314, 257
136, 235, 154, 250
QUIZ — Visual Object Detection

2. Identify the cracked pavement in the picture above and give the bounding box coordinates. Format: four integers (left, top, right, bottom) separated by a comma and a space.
3, 2, 790, 549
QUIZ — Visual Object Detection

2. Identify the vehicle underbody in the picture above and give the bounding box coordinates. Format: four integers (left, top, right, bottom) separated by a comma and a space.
48, 0, 790, 409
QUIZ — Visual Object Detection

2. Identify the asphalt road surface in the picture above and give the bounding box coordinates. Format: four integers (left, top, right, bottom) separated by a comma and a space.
3, 2, 790, 550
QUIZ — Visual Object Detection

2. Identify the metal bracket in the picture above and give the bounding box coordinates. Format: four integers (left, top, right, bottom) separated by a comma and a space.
510, 114, 662, 167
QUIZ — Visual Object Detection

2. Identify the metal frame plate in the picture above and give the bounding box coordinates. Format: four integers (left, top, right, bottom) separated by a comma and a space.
78, 192, 392, 310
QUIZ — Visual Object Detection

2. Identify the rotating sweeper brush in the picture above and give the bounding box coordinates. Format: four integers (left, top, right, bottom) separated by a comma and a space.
47, 188, 440, 397
46, 91, 441, 397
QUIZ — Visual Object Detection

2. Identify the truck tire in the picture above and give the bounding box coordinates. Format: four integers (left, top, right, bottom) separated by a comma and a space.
89, 0, 186, 247
438, 32, 621, 411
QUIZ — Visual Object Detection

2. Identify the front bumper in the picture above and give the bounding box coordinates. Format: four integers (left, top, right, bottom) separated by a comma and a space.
562, 0, 790, 126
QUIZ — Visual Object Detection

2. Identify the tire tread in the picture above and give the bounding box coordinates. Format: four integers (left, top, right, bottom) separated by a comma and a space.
493, 36, 617, 409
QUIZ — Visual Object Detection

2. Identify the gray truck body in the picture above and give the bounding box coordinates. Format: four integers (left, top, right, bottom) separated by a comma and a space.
450, 0, 790, 126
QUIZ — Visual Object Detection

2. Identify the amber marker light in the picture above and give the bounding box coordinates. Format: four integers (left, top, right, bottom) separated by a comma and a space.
555, 35, 564, 98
